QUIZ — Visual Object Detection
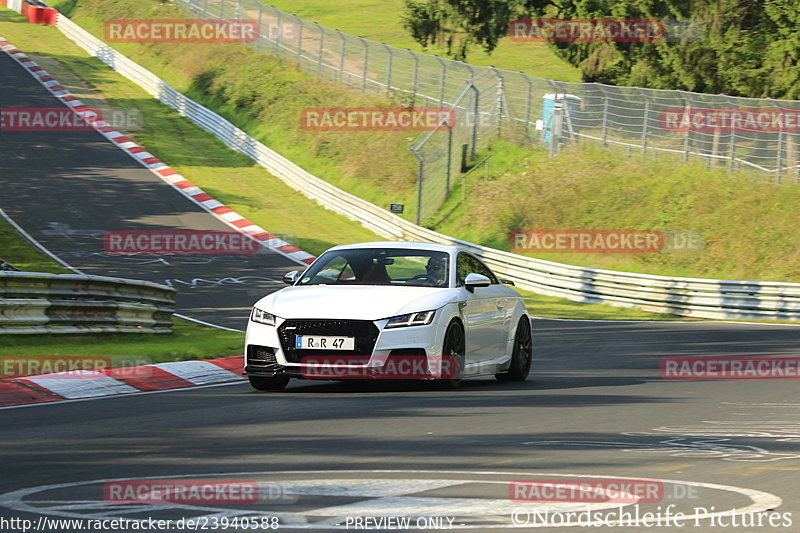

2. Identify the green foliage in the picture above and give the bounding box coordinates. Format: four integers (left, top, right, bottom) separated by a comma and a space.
402, 0, 800, 98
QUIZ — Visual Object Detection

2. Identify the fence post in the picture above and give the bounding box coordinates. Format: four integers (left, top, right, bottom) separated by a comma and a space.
776, 128, 784, 184
274, 10, 282, 54
639, 90, 650, 157
337, 30, 347, 83
219, 0, 225, 19
383, 44, 393, 93
434, 55, 447, 107
235, 0, 241, 19
410, 149, 424, 225
522, 72, 533, 142
445, 120, 453, 197
490, 66, 504, 138
202, 0, 209, 18
680, 95, 691, 161
469, 83, 479, 159
359, 37, 369, 90
314, 22, 325, 74
598, 85, 609, 147
293, 15, 303, 62
255, 3, 264, 50
548, 103, 563, 157
408, 49, 418, 107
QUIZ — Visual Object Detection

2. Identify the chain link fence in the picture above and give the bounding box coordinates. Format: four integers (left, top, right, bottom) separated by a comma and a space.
178, 0, 800, 222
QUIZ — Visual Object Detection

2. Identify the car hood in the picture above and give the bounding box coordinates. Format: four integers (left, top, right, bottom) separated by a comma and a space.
253, 285, 458, 321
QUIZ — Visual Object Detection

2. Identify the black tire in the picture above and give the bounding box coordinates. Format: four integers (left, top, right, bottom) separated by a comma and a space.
496, 317, 532, 382
434, 320, 465, 389
249, 375, 290, 391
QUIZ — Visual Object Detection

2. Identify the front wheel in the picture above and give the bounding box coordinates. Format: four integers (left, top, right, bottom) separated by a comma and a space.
249, 375, 290, 391
434, 320, 465, 389
496, 317, 532, 382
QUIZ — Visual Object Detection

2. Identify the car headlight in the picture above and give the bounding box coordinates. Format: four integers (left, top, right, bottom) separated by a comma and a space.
384, 310, 436, 328
251, 307, 276, 326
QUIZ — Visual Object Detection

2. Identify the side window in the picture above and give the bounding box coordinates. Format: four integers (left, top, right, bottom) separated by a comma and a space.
456, 253, 498, 285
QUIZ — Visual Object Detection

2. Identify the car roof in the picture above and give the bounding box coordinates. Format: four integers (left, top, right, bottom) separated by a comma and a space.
327, 241, 466, 254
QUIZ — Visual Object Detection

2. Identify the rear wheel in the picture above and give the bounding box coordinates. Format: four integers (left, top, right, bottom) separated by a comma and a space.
249, 375, 290, 391
496, 318, 532, 382
435, 320, 465, 389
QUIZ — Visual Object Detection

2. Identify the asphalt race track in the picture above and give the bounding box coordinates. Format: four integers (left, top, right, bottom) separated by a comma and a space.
1, 320, 800, 531
2, 36, 800, 533
0, 51, 298, 330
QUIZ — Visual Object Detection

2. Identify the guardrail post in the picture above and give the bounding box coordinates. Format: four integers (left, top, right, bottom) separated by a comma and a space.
314, 22, 324, 74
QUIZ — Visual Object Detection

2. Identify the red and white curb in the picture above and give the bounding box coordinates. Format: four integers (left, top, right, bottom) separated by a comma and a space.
0, 356, 245, 408
0, 36, 316, 266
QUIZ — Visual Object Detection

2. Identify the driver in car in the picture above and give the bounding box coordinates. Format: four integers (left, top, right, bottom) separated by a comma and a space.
425, 256, 447, 287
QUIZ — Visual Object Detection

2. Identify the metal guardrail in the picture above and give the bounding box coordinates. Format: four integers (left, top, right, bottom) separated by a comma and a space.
0, 271, 176, 334
48, 15, 800, 321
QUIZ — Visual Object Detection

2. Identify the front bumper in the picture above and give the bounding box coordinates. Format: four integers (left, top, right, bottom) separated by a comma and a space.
244, 316, 445, 380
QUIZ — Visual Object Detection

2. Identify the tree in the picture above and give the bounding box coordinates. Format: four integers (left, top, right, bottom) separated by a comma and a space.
401, 0, 800, 98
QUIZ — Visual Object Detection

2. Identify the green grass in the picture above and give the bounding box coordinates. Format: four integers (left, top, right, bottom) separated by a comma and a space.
0, 217, 70, 274
435, 139, 800, 283
263, 0, 582, 82
0, 319, 244, 361
0, 5, 691, 323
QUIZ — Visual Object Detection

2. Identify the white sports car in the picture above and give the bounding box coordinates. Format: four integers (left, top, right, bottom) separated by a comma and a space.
244, 242, 532, 390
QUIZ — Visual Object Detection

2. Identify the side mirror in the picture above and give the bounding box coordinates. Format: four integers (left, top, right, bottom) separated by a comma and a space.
282, 270, 301, 285
500, 278, 515, 286
464, 273, 491, 292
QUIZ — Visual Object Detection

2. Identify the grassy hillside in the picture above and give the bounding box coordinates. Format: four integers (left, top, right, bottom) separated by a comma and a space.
439, 140, 800, 282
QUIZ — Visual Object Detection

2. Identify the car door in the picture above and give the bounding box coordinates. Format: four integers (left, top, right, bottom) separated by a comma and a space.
456, 252, 506, 368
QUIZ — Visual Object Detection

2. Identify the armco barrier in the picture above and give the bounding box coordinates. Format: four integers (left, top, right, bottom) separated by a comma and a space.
36, 14, 800, 321
0, 272, 176, 334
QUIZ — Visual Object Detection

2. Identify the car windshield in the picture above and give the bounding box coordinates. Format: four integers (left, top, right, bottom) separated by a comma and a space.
298, 248, 450, 287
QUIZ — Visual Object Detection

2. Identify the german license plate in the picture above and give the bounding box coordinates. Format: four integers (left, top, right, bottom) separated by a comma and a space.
295, 335, 355, 350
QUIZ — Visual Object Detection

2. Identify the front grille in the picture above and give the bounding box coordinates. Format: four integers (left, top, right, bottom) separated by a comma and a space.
278, 319, 379, 363
247, 345, 278, 367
